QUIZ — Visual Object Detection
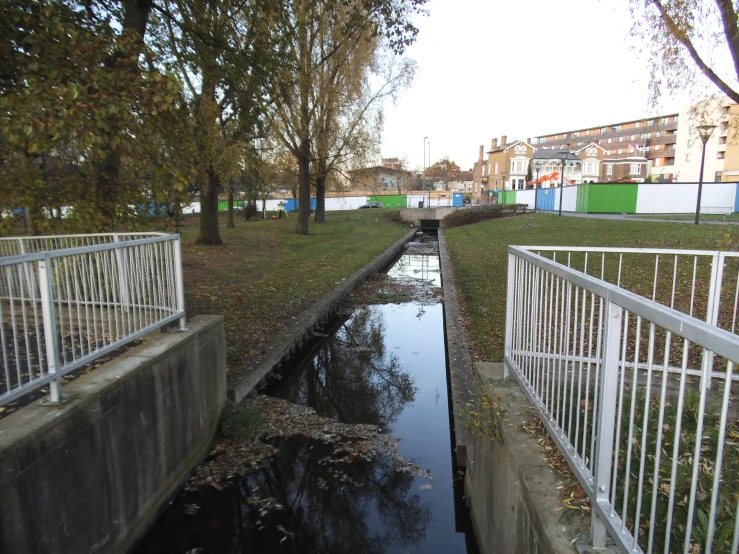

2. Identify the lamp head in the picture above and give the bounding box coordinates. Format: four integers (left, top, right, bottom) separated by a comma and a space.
696, 123, 717, 143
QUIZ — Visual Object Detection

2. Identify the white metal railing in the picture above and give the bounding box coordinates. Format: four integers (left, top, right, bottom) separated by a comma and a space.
505, 245, 739, 554
0, 233, 185, 406
0, 232, 163, 258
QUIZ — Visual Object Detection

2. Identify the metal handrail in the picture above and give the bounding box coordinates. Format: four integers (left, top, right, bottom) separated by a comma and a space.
505, 245, 739, 554
0, 233, 185, 406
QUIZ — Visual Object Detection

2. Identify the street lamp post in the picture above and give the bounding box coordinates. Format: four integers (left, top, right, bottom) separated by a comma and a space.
423, 136, 428, 194
501, 171, 508, 204
534, 160, 545, 212
694, 123, 717, 225
555, 151, 570, 216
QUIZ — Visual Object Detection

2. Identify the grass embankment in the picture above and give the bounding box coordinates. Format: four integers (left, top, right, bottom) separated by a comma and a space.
181, 210, 409, 375
443, 212, 736, 363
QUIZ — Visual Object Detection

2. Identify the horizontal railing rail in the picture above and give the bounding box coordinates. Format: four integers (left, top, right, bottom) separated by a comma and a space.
505, 245, 739, 554
0, 233, 185, 406
0, 232, 165, 258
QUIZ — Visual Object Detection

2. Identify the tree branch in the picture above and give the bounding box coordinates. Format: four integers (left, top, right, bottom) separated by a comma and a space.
651, 0, 739, 103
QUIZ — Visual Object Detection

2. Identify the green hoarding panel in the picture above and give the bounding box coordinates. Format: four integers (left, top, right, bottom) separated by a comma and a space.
499, 190, 516, 204
369, 195, 407, 208
585, 184, 637, 213
576, 184, 589, 213
218, 201, 244, 211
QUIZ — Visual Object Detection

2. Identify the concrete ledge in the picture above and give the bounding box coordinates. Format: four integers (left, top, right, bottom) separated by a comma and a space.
437, 230, 475, 468
465, 363, 579, 554
0, 315, 227, 554
227, 229, 417, 402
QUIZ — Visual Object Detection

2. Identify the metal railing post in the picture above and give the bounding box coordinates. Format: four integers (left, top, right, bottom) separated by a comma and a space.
591, 299, 622, 549
702, 253, 723, 390
504, 251, 516, 378
38, 256, 62, 402
172, 235, 187, 331
113, 233, 130, 309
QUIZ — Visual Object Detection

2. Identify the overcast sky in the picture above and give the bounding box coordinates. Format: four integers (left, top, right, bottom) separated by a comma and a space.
380, 0, 701, 172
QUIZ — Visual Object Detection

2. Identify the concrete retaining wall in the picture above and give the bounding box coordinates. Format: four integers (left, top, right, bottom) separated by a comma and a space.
0, 315, 226, 554
398, 207, 457, 227
439, 231, 578, 554
227, 229, 417, 402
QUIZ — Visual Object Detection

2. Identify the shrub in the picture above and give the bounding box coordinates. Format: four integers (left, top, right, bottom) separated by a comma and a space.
442, 203, 528, 228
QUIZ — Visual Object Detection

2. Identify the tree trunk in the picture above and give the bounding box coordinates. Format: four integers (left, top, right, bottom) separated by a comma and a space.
314, 173, 326, 223
296, 137, 311, 235
197, 169, 223, 245
227, 188, 235, 228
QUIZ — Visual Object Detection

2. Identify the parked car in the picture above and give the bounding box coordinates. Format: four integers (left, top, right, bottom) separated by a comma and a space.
359, 201, 383, 209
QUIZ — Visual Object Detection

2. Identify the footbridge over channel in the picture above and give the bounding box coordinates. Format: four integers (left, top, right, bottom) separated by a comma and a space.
398, 206, 458, 229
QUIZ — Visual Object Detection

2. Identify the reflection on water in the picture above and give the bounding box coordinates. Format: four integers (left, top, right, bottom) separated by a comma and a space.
134, 250, 477, 553
275, 307, 417, 430
136, 436, 432, 554
387, 253, 441, 287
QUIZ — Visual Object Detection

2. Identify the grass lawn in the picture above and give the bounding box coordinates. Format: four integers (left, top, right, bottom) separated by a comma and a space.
627, 213, 739, 222
180, 209, 409, 374
443, 212, 738, 363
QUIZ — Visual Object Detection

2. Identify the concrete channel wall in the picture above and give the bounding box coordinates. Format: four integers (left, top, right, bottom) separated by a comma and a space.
0, 315, 226, 554
227, 229, 417, 402
438, 231, 579, 554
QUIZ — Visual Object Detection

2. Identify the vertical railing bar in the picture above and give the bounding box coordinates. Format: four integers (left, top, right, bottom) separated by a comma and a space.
704, 359, 734, 553
18, 259, 34, 382
560, 280, 573, 433
647, 329, 673, 554
523, 262, 533, 379
589, 292, 604, 474
28, 258, 45, 376
574, 287, 587, 455
690, 257, 698, 318
6, 267, 23, 387
567, 284, 579, 441
61, 256, 76, 362
663, 337, 691, 554
582, 290, 596, 467
671, 255, 678, 309
634, 322, 656, 546
683, 343, 712, 554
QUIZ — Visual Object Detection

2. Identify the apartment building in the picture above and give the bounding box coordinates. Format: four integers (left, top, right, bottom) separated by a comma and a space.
534, 114, 679, 181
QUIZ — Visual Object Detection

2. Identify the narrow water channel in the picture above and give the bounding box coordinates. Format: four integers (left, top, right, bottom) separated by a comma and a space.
135, 235, 478, 553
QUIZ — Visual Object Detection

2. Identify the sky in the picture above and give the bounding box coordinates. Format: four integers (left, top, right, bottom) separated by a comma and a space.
379, 0, 699, 172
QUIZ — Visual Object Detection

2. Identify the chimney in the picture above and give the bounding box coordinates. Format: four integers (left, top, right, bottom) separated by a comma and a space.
479, 145, 483, 162
526, 137, 531, 144
491, 138, 498, 150
501, 135, 507, 148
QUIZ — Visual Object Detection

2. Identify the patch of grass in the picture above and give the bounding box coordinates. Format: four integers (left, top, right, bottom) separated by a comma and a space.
182, 209, 409, 374
444, 213, 737, 363
442, 203, 528, 228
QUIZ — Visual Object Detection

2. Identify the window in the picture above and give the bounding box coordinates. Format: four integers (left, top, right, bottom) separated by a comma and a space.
614, 125, 622, 131
631, 135, 636, 140
647, 120, 653, 126
719, 136, 727, 144
687, 139, 695, 148
482, 165, 486, 176
494, 162, 498, 174
630, 163, 641, 174
608, 138, 613, 143
655, 132, 661, 137
618, 149, 622, 154
618, 137, 624, 142
716, 171, 723, 181
606, 164, 613, 176
635, 121, 641, 127
600, 127, 607, 133
718, 152, 725, 159
653, 145, 660, 151
686, 154, 692, 162
721, 122, 729, 133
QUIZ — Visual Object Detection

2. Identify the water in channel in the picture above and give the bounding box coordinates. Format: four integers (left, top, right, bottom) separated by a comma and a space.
135, 235, 478, 554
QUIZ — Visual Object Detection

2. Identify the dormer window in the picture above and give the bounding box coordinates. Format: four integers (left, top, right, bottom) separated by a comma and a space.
514, 144, 527, 155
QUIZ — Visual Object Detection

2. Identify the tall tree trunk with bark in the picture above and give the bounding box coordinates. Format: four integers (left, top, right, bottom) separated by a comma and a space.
296, 136, 311, 235
314, 161, 327, 223
227, 188, 235, 228
198, 168, 223, 245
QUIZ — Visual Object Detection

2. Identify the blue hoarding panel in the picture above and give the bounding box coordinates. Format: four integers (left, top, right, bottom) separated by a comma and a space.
452, 193, 463, 207
537, 188, 555, 211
